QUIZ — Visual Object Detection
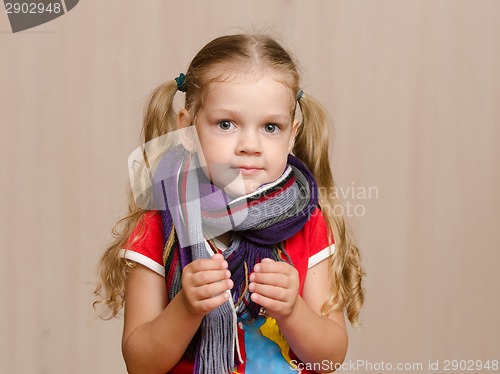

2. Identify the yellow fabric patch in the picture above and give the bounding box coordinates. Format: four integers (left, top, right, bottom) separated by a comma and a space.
259, 317, 293, 365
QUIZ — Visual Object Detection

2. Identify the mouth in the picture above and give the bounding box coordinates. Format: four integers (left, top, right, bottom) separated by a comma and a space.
233, 166, 263, 176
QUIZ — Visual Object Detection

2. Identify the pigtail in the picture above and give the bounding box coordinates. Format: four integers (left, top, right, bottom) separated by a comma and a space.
142, 80, 180, 143
294, 94, 332, 199
295, 94, 365, 326
93, 194, 145, 319
94, 80, 179, 318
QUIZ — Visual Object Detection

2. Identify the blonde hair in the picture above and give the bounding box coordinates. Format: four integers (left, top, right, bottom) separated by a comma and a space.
94, 34, 365, 325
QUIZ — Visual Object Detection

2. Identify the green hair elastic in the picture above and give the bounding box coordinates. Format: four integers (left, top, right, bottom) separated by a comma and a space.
297, 89, 304, 101
175, 73, 187, 92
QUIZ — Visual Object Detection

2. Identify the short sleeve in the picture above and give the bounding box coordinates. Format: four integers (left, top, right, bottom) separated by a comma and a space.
283, 207, 335, 295
305, 208, 335, 268
120, 211, 165, 277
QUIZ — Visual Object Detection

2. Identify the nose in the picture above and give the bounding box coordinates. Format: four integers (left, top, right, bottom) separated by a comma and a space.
235, 129, 262, 155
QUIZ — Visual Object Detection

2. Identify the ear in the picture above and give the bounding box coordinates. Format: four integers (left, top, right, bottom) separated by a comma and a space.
288, 119, 300, 153
177, 109, 195, 152
177, 108, 191, 129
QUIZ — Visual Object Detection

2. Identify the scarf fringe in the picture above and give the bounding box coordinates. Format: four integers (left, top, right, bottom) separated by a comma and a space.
195, 298, 241, 373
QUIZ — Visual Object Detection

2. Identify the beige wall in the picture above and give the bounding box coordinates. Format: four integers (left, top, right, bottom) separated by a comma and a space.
1, 0, 499, 373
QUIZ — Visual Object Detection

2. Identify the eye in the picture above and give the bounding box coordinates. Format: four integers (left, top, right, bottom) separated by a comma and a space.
264, 123, 280, 133
217, 120, 235, 131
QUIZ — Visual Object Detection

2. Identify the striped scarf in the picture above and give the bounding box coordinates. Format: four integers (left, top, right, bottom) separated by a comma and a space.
153, 145, 318, 373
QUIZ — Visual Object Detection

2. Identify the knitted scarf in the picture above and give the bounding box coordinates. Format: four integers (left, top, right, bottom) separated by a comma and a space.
153, 145, 318, 374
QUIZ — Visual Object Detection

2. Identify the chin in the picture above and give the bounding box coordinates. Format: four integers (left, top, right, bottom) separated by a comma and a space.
216, 172, 263, 197
223, 183, 260, 199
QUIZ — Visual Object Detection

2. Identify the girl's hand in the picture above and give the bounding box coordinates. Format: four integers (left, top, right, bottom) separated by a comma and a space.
179, 253, 233, 318
249, 258, 300, 321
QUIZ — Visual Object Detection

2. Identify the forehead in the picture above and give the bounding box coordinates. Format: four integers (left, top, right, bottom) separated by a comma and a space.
201, 68, 295, 112
208, 64, 292, 83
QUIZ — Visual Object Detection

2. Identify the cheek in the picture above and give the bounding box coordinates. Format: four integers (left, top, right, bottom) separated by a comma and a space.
272, 140, 292, 162
197, 142, 224, 167
195, 129, 220, 164
269, 153, 289, 178
196, 130, 226, 160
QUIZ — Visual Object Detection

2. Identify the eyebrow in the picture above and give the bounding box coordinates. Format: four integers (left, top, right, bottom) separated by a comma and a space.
209, 109, 291, 123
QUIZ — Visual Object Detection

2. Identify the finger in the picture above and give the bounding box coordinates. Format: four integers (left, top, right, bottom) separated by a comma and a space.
260, 258, 275, 263
248, 282, 288, 302
253, 261, 295, 275
196, 291, 231, 314
190, 269, 231, 287
193, 279, 233, 300
250, 292, 287, 313
249, 272, 290, 288
187, 257, 228, 274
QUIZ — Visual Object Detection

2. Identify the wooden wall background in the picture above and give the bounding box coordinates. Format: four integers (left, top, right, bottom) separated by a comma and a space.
1, 1, 498, 372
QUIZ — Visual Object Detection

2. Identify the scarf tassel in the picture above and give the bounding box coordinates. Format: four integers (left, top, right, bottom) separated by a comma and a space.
194, 298, 242, 373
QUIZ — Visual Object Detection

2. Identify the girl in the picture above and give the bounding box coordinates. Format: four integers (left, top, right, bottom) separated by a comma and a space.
95, 34, 364, 374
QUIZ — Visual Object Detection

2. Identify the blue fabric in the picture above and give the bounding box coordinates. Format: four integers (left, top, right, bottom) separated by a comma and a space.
241, 316, 296, 373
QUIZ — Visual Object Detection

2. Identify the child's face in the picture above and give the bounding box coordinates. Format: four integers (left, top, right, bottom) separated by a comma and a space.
191, 72, 297, 196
